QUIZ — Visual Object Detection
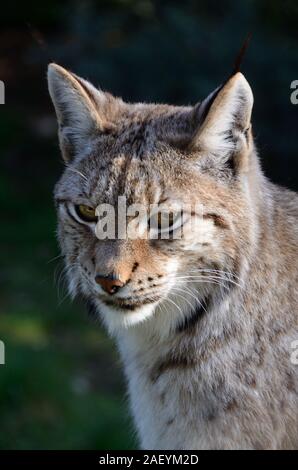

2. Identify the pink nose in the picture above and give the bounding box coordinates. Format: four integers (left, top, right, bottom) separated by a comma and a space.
95, 274, 124, 295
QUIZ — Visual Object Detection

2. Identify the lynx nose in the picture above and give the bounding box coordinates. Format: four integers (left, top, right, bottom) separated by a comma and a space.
95, 273, 124, 295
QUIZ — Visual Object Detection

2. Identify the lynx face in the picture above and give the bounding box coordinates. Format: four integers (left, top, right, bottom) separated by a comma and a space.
49, 64, 254, 332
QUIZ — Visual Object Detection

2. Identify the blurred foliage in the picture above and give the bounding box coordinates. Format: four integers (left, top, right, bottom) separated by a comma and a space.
0, 0, 298, 450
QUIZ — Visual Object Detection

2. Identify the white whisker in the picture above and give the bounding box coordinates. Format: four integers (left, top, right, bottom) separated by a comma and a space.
65, 165, 89, 183
163, 296, 184, 317
173, 279, 231, 291
171, 274, 242, 289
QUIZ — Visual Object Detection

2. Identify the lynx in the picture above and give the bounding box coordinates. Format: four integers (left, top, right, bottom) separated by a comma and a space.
48, 63, 298, 449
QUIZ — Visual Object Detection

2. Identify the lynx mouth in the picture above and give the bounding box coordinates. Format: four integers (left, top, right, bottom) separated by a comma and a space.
100, 295, 161, 311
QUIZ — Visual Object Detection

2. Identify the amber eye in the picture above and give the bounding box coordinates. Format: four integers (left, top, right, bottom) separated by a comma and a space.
75, 204, 97, 222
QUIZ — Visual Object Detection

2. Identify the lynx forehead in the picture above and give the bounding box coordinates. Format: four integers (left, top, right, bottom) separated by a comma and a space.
48, 63, 298, 450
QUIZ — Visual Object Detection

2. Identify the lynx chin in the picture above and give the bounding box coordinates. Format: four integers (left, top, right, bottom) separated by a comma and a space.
48, 63, 298, 450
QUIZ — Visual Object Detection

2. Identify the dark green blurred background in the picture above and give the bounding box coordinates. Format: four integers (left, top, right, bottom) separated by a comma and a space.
0, 0, 297, 450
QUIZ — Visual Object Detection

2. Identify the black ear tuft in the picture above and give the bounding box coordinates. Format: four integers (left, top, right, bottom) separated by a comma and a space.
231, 33, 252, 77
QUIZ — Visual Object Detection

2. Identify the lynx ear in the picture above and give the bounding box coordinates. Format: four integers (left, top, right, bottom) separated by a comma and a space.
191, 72, 253, 172
47, 63, 110, 162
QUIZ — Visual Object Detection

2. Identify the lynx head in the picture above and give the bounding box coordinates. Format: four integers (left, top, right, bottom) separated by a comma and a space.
48, 63, 255, 334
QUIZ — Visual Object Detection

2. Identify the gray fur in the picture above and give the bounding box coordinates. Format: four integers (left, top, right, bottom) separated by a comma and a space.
48, 64, 298, 449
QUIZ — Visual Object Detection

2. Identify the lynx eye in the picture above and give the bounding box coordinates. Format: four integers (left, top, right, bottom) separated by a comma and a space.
75, 204, 97, 222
